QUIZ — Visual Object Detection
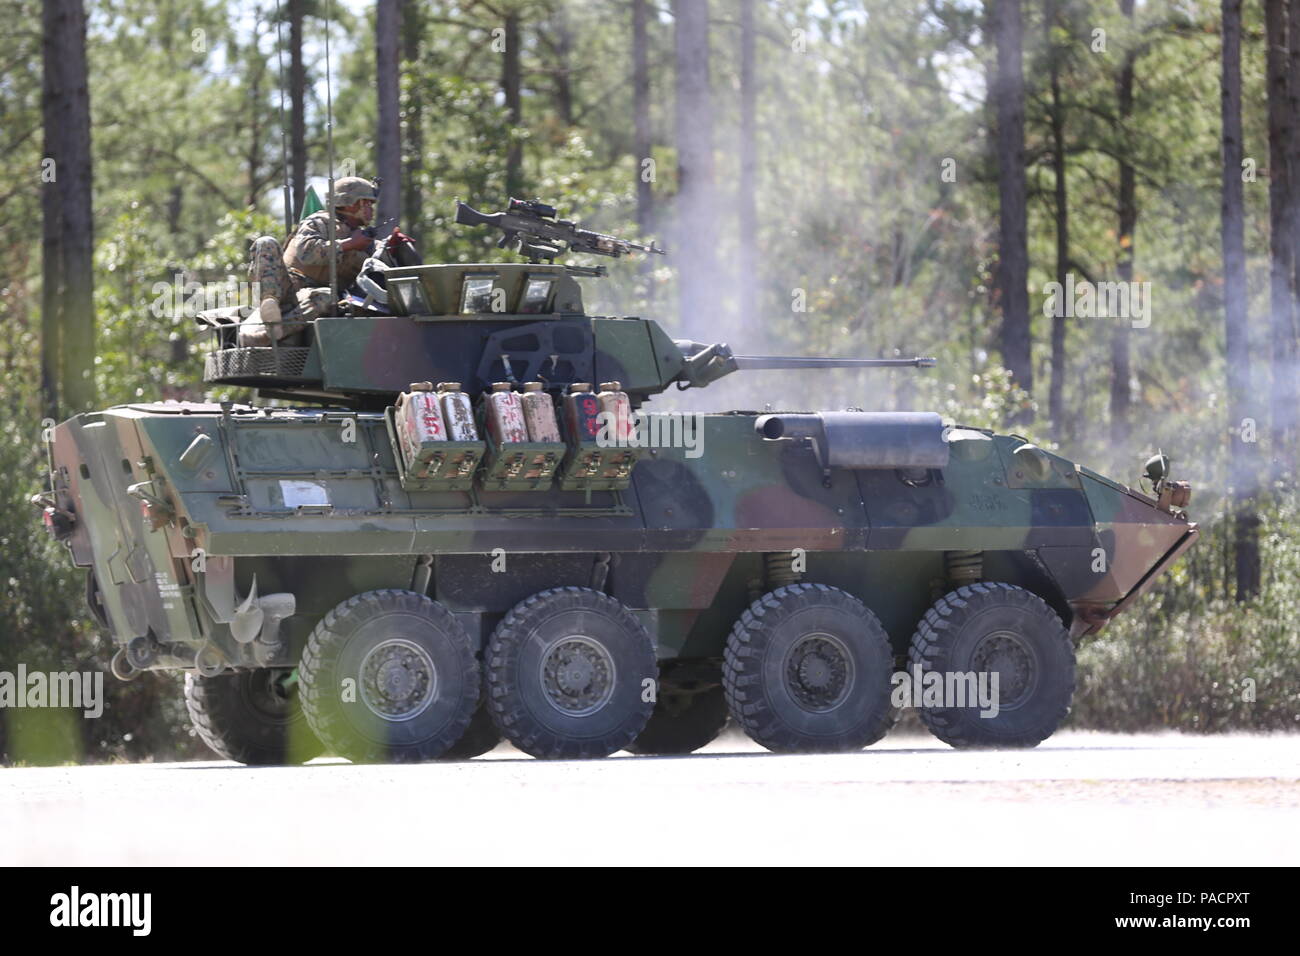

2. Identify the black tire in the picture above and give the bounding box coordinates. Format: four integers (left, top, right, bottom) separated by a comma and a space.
486, 587, 657, 759
184, 669, 323, 765
440, 700, 503, 760
299, 589, 479, 763
723, 584, 897, 754
907, 582, 1075, 749
627, 671, 729, 756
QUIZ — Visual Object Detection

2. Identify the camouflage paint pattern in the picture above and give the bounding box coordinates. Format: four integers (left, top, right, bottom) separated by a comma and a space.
44, 398, 1195, 671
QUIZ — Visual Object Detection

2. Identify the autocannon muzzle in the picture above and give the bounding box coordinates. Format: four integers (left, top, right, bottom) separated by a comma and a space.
755, 411, 950, 471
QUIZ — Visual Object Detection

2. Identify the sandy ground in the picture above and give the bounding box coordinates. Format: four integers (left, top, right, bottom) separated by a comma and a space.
2, 729, 1297, 865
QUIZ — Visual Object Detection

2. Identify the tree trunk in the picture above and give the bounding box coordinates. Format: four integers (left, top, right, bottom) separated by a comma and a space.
1112, 0, 1136, 449
1285, 0, 1300, 474
672, 0, 718, 331
739, 0, 758, 326
40, 24, 62, 421
551, 4, 575, 127
503, 13, 523, 198
1291, 0, 1300, 321
41, 0, 95, 418
376, 0, 403, 225
991, 0, 1032, 410
289, 0, 306, 219
1221, 0, 1260, 600
402, 0, 425, 241
1265, 0, 1295, 480
632, 0, 654, 236
1046, 0, 1068, 438
166, 182, 183, 235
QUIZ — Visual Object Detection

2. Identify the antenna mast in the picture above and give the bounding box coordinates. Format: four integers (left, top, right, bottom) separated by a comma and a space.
272, 0, 292, 234
324, 0, 337, 299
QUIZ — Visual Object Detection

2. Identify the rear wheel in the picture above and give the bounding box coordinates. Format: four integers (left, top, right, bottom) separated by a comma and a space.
627, 661, 729, 755
440, 700, 502, 760
299, 589, 479, 763
907, 582, 1075, 749
184, 668, 323, 765
723, 584, 896, 754
486, 587, 657, 759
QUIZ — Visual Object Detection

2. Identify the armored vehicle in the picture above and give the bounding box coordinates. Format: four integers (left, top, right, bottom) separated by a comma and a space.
35, 201, 1197, 764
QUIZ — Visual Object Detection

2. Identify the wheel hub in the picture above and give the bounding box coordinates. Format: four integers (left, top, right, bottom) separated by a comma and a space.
971, 630, 1035, 708
242, 669, 295, 723
785, 633, 854, 713
540, 636, 615, 717
359, 639, 437, 720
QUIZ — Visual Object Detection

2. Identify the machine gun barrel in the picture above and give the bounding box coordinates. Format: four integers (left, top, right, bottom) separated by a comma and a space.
455, 200, 664, 262
732, 355, 937, 370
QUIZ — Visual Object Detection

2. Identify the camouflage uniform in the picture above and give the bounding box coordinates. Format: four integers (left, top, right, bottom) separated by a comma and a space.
247, 236, 298, 311
242, 177, 378, 345
283, 210, 372, 295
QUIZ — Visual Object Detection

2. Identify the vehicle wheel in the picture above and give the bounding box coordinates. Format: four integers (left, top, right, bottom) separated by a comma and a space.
907, 582, 1075, 749
486, 587, 657, 759
440, 700, 502, 760
299, 589, 479, 763
627, 663, 729, 755
723, 583, 896, 754
184, 668, 323, 765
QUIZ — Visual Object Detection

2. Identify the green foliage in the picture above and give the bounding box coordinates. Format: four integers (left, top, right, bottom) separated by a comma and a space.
96, 206, 277, 405
1073, 494, 1300, 731
915, 365, 1038, 435
1, 0, 1294, 759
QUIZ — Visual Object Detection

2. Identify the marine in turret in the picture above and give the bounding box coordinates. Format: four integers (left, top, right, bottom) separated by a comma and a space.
240, 175, 386, 345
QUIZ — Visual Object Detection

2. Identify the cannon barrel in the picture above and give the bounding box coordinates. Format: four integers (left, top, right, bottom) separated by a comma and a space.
733, 355, 936, 370
673, 340, 937, 389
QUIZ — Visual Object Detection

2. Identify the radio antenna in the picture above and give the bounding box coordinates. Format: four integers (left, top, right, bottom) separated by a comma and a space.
272, 0, 292, 234
324, 0, 337, 299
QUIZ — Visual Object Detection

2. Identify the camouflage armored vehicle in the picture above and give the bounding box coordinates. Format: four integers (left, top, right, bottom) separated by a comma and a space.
34, 200, 1197, 764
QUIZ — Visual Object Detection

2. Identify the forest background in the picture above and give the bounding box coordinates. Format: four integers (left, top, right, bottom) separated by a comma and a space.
2, 0, 1296, 762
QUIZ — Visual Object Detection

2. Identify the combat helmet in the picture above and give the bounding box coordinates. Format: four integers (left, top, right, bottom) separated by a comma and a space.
330, 176, 378, 207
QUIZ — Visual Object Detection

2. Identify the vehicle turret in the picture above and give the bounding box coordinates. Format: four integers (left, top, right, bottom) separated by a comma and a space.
198, 201, 934, 407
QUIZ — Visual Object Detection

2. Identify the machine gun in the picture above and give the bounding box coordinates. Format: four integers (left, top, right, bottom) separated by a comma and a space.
456, 198, 666, 262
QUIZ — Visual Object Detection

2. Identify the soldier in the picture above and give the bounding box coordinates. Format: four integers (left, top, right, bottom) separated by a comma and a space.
240, 176, 384, 346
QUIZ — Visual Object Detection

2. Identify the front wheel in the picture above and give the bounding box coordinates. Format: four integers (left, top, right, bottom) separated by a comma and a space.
184, 669, 323, 765
907, 582, 1075, 749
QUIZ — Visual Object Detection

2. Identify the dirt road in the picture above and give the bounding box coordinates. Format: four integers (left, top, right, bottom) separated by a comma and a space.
3, 730, 1296, 865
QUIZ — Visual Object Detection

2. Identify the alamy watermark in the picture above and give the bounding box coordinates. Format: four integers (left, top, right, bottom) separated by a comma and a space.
890, 664, 1001, 718
595, 411, 705, 459
50, 887, 151, 936
151, 274, 261, 320
0, 665, 104, 718
1042, 273, 1152, 329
